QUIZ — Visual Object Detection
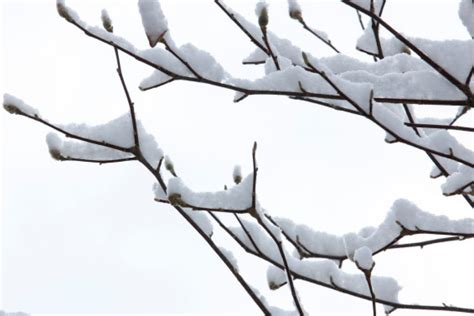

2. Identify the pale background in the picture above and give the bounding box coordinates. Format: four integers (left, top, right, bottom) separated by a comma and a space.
1, 0, 473, 315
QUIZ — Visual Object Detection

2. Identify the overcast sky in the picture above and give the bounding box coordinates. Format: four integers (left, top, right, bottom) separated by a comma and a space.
1, 0, 473, 315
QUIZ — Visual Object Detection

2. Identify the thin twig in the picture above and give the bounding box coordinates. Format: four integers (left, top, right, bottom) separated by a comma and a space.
260, 27, 280, 71
249, 143, 305, 316
114, 47, 140, 150
162, 39, 202, 79
404, 122, 474, 132
214, 0, 269, 54
299, 20, 340, 53
62, 157, 137, 164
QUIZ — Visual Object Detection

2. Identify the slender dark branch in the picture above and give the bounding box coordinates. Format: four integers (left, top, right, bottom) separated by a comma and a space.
214, 0, 268, 54
364, 269, 377, 316
370, 0, 383, 60
299, 20, 340, 53
205, 212, 271, 315
235, 214, 262, 254
155, 197, 251, 214
114, 47, 140, 150
375, 97, 470, 106
404, 122, 474, 132
389, 236, 473, 250
356, 10, 365, 30
139, 78, 174, 91
162, 39, 202, 79
291, 96, 362, 115
156, 156, 164, 173
249, 143, 304, 316
251, 141, 258, 211
62, 156, 137, 164
260, 27, 280, 71
402, 104, 420, 136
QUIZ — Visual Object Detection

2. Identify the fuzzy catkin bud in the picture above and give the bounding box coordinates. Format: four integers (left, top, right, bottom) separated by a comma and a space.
259, 8, 268, 29
165, 156, 177, 177
256, 2, 269, 29
57, 1, 73, 22
233, 165, 242, 184
168, 193, 183, 205
49, 148, 66, 161
3, 103, 22, 115
101, 9, 113, 33
289, 9, 303, 23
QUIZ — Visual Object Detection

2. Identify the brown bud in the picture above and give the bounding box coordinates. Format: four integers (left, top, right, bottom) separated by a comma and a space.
49, 148, 66, 161
101, 10, 113, 33
289, 9, 303, 23
57, 2, 73, 23
401, 45, 411, 55
168, 193, 183, 205
165, 156, 177, 177
3, 103, 22, 115
268, 281, 285, 290
258, 6, 269, 29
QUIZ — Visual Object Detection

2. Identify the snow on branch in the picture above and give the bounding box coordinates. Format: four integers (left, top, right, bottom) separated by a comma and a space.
160, 174, 254, 212
274, 199, 474, 261
5, 1, 474, 314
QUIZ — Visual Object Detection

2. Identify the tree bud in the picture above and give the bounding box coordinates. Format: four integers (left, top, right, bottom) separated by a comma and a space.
3, 103, 22, 115
57, 2, 73, 22
290, 9, 303, 23
49, 148, 66, 161
101, 9, 113, 33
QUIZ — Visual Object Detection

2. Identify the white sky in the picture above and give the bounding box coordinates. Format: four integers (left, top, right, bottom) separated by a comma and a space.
1, 0, 473, 315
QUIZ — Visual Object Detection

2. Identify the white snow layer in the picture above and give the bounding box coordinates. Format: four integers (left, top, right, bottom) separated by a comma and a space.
275, 199, 474, 258
409, 37, 474, 83
139, 43, 227, 81
287, 256, 400, 303
356, 27, 406, 57
138, 0, 168, 47
459, 0, 474, 38
243, 48, 267, 64
353, 246, 374, 270
140, 71, 173, 90
153, 182, 167, 201
441, 164, 474, 195
58, 114, 163, 167
219, 247, 239, 271
166, 174, 254, 210
267, 266, 287, 289
183, 207, 214, 237
229, 217, 280, 260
